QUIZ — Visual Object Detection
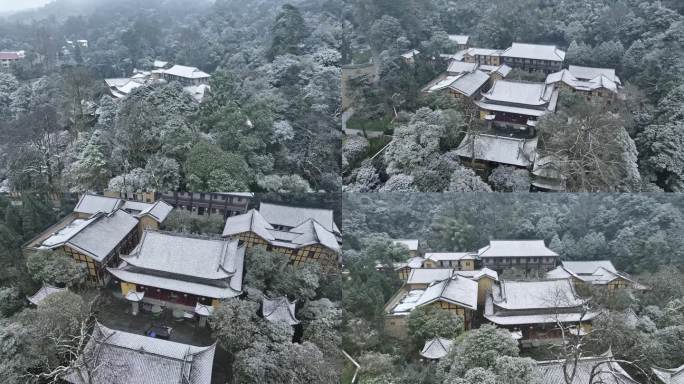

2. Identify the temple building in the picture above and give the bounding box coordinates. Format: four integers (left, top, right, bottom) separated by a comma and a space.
384, 275, 479, 338
423, 69, 491, 100
423, 252, 477, 270
222, 203, 341, 270
652, 364, 684, 384
475, 79, 559, 132
455, 133, 538, 169
546, 65, 621, 102
536, 350, 639, 384
25, 209, 139, 285
0, 51, 25, 70
420, 337, 453, 360
108, 231, 244, 326
73, 193, 173, 235
501, 43, 566, 73
547, 260, 645, 291
161, 64, 210, 85
261, 296, 300, 326
461, 48, 503, 66
64, 323, 216, 384
484, 279, 597, 342
477, 240, 559, 273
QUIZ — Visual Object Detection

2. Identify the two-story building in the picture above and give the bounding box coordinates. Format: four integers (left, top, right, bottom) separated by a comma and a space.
448, 35, 470, 51
547, 260, 645, 291
108, 230, 244, 326
423, 252, 477, 270
25, 209, 139, 285
161, 64, 211, 86
222, 203, 341, 271
477, 240, 559, 273
484, 279, 597, 342
546, 65, 621, 103
0, 51, 24, 70
501, 43, 566, 73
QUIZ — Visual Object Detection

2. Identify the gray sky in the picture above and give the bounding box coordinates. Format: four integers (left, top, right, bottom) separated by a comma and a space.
0, 0, 52, 13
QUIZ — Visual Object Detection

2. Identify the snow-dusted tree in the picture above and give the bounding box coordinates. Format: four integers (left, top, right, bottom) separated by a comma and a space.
637, 122, 684, 191
0, 287, 23, 318
493, 356, 541, 384
407, 305, 463, 343
343, 135, 369, 170
379, 174, 416, 192
142, 154, 180, 192
256, 174, 312, 193
447, 167, 492, 192
488, 166, 531, 192
72, 130, 110, 191
26, 250, 88, 287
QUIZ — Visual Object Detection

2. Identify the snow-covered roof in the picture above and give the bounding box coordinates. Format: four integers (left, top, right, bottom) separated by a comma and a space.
568, 65, 620, 84
425, 252, 473, 261
447, 35, 469, 45
537, 350, 638, 384
64, 323, 216, 384
478, 240, 558, 258
390, 289, 425, 314
490, 279, 584, 311
449, 70, 491, 97
27, 284, 66, 306
502, 43, 566, 62
401, 49, 420, 59
482, 80, 553, 106
0, 51, 24, 60
125, 291, 144, 302
394, 256, 425, 270
104, 78, 132, 88
453, 268, 499, 281
652, 364, 684, 384
153, 60, 168, 68
464, 48, 502, 57
223, 206, 340, 254
415, 276, 479, 310
420, 337, 453, 360
123, 231, 241, 280
407, 268, 453, 285
40, 217, 97, 248
66, 210, 139, 262
262, 296, 299, 325
74, 194, 123, 216
163, 65, 210, 79
392, 239, 419, 251
137, 200, 173, 223
562, 260, 617, 275
455, 134, 538, 168
546, 69, 619, 94
108, 266, 242, 299
485, 311, 598, 325
259, 202, 338, 234
447, 61, 478, 74
195, 303, 214, 317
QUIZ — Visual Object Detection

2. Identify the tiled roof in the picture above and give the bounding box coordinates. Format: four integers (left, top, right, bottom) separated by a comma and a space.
482, 80, 552, 106
74, 194, 123, 216
425, 252, 473, 261
123, 231, 241, 280
561, 261, 617, 275
478, 240, 558, 258
163, 65, 210, 79
262, 296, 299, 325
502, 43, 566, 62
652, 364, 684, 384
568, 65, 620, 84
536, 351, 639, 384
259, 202, 338, 234
415, 276, 478, 310
420, 337, 453, 360
490, 279, 584, 311
407, 268, 453, 285
64, 323, 216, 384
455, 134, 538, 168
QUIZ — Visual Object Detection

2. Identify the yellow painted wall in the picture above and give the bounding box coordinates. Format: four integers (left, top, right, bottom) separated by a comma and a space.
476, 277, 494, 307
120, 282, 136, 296
460, 260, 474, 270
211, 298, 220, 307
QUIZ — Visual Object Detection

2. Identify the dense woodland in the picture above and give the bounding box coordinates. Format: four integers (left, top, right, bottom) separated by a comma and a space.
342, 193, 684, 383
342, 0, 684, 193
0, 0, 343, 193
